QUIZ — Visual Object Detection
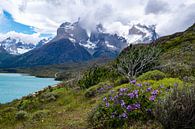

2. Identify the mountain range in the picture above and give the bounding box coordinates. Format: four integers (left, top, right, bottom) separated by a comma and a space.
0, 21, 158, 68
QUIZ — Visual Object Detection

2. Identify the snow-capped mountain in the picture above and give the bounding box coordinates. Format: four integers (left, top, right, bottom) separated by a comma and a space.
0, 37, 36, 55
55, 21, 158, 58
126, 24, 158, 44
0, 37, 51, 55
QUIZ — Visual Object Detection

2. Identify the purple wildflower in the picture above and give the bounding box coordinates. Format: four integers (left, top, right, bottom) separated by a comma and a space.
109, 96, 114, 101
147, 109, 152, 113
134, 103, 141, 109
136, 83, 142, 87
128, 92, 134, 99
146, 87, 152, 92
174, 83, 178, 87
114, 95, 118, 99
133, 90, 139, 98
103, 97, 107, 101
119, 88, 128, 92
149, 95, 156, 101
106, 102, 110, 107
120, 100, 126, 107
151, 90, 159, 95
130, 80, 136, 84
121, 112, 128, 119
126, 105, 132, 111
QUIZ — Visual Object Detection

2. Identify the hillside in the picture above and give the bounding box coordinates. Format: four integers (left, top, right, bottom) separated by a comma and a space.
0, 24, 194, 129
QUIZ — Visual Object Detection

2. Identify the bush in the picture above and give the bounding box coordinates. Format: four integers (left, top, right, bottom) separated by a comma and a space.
17, 100, 39, 110
15, 111, 29, 121
40, 92, 58, 102
87, 80, 171, 128
137, 70, 166, 81
154, 85, 195, 129
78, 65, 119, 89
32, 110, 49, 121
85, 82, 113, 98
160, 62, 192, 78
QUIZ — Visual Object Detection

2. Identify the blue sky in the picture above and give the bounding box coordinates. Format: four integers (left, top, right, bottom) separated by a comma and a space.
0, 11, 36, 34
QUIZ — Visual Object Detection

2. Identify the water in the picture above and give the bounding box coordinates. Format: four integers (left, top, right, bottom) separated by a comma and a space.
0, 73, 59, 104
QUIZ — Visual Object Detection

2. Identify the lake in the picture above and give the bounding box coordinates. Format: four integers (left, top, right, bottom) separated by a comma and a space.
0, 73, 59, 104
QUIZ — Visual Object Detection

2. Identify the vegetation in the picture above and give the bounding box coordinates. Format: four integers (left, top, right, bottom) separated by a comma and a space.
154, 85, 195, 129
116, 45, 161, 80
0, 24, 194, 129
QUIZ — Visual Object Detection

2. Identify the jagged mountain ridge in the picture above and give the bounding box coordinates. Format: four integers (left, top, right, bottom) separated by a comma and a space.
0, 21, 158, 68
55, 21, 158, 58
0, 37, 51, 55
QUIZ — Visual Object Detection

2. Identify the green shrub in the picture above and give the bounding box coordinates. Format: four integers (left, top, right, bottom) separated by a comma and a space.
154, 85, 195, 129
114, 77, 129, 86
78, 65, 119, 89
40, 92, 58, 102
88, 78, 184, 128
17, 99, 39, 110
15, 110, 29, 121
87, 81, 169, 128
160, 62, 192, 78
137, 70, 166, 81
85, 82, 113, 98
32, 110, 49, 121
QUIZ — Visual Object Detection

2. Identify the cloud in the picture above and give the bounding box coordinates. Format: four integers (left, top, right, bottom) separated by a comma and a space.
145, 0, 169, 14
0, 0, 194, 36
0, 31, 42, 44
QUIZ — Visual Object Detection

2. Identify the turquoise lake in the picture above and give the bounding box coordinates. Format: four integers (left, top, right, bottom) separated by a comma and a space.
0, 73, 59, 104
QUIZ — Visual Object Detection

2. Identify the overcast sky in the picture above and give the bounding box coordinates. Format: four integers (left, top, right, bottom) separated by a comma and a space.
0, 0, 194, 42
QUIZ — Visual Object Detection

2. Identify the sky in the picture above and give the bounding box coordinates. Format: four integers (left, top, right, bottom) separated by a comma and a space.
0, 0, 195, 43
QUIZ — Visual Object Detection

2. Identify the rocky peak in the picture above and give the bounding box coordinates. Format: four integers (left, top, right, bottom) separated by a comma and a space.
56, 20, 89, 42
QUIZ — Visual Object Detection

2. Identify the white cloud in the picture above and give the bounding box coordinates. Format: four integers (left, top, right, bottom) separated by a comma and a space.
0, 31, 42, 44
0, 0, 194, 36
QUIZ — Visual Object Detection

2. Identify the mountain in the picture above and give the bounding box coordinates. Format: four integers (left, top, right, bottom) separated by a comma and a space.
0, 37, 51, 55
56, 22, 158, 58
126, 24, 158, 44
2, 38, 91, 67
35, 38, 51, 48
0, 21, 158, 68
0, 46, 13, 65
0, 37, 35, 55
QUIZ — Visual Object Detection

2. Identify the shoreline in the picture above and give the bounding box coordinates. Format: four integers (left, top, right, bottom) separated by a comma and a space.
0, 74, 61, 104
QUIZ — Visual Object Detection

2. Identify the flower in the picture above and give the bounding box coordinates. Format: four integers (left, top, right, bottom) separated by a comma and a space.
128, 92, 134, 99
106, 102, 110, 107
134, 103, 141, 109
103, 97, 107, 101
174, 83, 178, 87
130, 80, 136, 84
119, 88, 128, 92
146, 87, 152, 92
121, 112, 128, 119
120, 100, 126, 107
126, 105, 133, 111
109, 96, 114, 101
136, 83, 142, 87
133, 90, 139, 98
149, 95, 156, 101
147, 108, 152, 113
151, 90, 159, 95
